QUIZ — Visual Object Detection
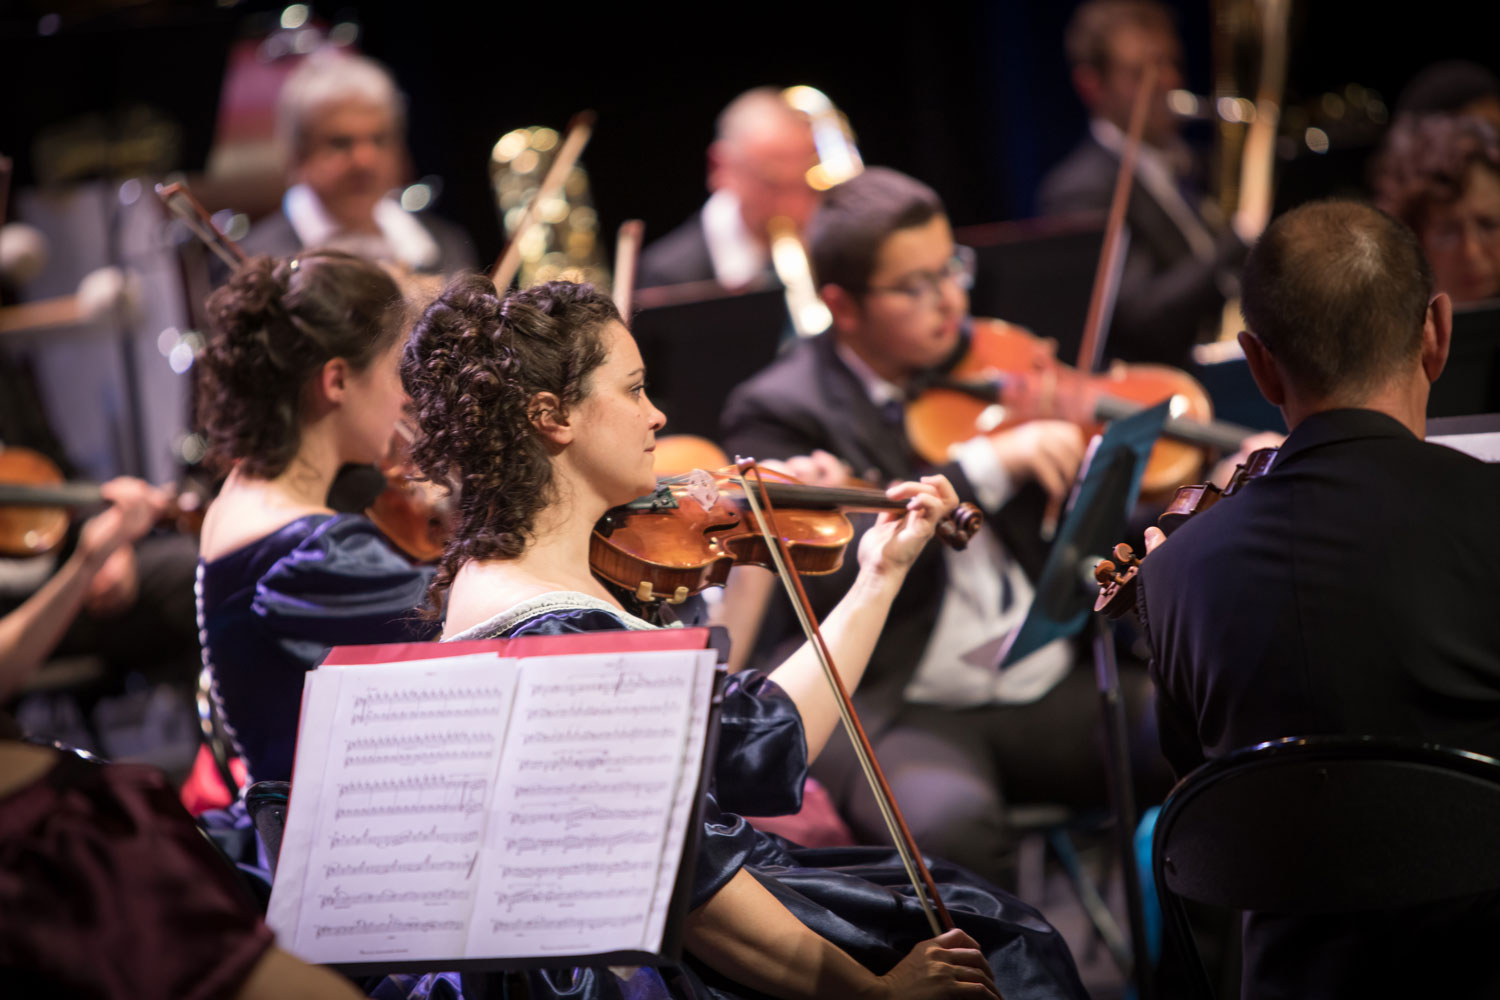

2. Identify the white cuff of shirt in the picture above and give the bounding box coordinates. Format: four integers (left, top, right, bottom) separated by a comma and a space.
950, 435, 1015, 511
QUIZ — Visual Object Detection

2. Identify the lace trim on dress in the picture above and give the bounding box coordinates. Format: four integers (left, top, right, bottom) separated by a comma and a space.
442, 590, 662, 641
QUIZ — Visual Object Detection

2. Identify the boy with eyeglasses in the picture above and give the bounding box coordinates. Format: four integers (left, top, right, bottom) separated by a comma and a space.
720, 166, 1171, 893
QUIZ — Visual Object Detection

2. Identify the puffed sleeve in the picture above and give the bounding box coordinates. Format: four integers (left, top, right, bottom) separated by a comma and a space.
252, 515, 437, 641
713, 670, 807, 817
0, 755, 275, 1000
690, 673, 809, 908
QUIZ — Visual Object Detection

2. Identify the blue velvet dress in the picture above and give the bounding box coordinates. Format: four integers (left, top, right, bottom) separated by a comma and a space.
446, 592, 1087, 1000
197, 514, 438, 784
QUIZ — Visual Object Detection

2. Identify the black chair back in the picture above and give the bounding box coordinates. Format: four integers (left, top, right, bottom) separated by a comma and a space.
1153, 735, 1500, 997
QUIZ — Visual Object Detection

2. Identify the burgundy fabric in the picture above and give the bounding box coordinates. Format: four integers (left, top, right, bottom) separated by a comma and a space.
0, 751, 275, 999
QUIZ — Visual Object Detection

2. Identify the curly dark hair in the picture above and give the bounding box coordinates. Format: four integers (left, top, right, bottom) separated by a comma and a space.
1372, 114, 1500, 234
401, 275, 619, 609
198, 251, 405, 477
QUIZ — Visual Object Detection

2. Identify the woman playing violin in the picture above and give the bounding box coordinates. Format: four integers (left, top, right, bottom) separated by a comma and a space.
401, 275, 1088, 1000
195, 251, 437, 786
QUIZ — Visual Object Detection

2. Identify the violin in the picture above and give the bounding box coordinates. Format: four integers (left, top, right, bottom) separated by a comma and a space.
590, 464, 982, 605
0, 445, 202, 558
1093, 445, 1277, 620
905, 321, 1253, 497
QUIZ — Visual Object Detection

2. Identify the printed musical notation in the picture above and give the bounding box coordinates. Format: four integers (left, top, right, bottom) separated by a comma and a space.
515, 751, 674, 773
496, 859, 655, 881
520, 726, 674, 745
313, 916, 467, 940
493, 885, 648, 912
527, 671, 686, 699
333, 775, 487, 820
321, 854, 476, 879
328, 826, 482, 851
505, 804, 660, 828
318, 885, 471, 910
512, 779, 670, 799
524, 701, 678, 721
487, 914, 642, 935
342, 730, 497, 768
502, 831, 658, 854
348, 685, 507, 727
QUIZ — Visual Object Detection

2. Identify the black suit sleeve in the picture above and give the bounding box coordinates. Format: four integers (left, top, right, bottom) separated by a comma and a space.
1039, 154, 1248, 366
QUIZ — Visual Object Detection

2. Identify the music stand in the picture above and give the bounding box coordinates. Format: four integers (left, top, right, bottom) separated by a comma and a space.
998, 400, 1168, 1000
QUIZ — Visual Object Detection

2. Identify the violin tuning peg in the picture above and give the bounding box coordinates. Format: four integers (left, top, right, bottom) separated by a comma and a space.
1094, 559, 1117, 586
1113, 542, 1138, 565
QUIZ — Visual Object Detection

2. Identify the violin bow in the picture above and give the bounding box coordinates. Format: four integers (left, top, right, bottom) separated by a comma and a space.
490, 111, 596, 291
613, 218, 645, 317
1075, 63, 1157, 374
155, 181, 248, 270
731, 461, 957, 938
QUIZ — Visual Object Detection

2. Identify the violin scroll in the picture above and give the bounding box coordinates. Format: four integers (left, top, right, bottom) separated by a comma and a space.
935, 502, 984, 551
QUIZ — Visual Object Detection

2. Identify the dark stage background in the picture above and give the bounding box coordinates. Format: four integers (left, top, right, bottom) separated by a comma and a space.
1, 0, 1497, 267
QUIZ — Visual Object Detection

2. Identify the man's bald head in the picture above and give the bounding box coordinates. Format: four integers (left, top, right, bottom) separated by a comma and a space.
1241, 200, 1434, 402
709, 88, 819, 237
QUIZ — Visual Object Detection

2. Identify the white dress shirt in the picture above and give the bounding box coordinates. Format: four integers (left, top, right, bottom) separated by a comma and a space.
701, 189, 770, 290
833, 342, 1073, 706
282, 183, 441, 272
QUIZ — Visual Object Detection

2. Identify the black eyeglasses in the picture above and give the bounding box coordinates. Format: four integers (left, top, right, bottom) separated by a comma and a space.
863, 246, 976, 308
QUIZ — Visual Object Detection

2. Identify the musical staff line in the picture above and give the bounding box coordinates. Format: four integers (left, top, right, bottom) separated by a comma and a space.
515, 751, 674, 773
322, 854, 476, 879
314, 916, 467, 939
344, 749, 494, 768
329, 826, 482, 851
503, 831, 657, 854
524, 702, 676, 721
527, 672, 686, 698
513, 779, 669, 799
488, 914, 641, 934
507, 805, 660, 828
521, 726, 673, 745
494, 885, 648, 912
318, 886, 471, 910
344, 731, 497, 753
497, 859, 656, 880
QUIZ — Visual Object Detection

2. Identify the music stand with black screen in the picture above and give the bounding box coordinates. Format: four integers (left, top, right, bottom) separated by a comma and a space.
1428, 301, 1500, 419
628, 286, 791, 442
999, 400, 1169, 1000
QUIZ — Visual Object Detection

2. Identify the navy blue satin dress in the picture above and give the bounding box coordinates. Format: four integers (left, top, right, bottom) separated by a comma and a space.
197, 514, 438, 783
447, 594, 1087, 1000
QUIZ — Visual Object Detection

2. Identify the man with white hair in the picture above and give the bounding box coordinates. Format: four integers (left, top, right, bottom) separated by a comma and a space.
240, 50, 474, 275
637, 87, 820, 290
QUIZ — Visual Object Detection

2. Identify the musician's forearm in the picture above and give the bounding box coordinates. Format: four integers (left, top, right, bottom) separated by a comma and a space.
768, 564, 903, 761
684, 868, 882, 999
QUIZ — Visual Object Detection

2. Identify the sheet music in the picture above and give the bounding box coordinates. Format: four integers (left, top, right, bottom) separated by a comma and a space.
465, 649, 713, 958
282, 654, 518, 964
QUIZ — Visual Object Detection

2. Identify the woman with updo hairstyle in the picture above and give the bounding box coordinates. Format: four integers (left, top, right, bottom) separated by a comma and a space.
196, 250, 437, 787
1373, 114, 1500, 303
401, 275, 1087, 1000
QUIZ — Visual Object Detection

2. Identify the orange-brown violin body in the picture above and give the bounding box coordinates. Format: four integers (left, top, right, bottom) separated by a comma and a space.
905, 318, 1216, 495
590, 465, 981, 604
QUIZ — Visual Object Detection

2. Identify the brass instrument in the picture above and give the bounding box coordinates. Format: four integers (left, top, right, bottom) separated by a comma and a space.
490, 122, 609, 290
770, 85, 863, 337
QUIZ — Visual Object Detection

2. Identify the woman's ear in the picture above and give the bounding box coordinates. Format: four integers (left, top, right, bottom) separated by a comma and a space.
529, 391, 574, 445
316, 357, 352, 406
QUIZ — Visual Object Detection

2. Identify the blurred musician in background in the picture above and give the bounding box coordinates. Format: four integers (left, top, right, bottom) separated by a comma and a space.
1137, 199, 1500, 999
722, 167, 1170, 891
1373, 114, 1500, 305
1391, 59, 1500, 130
636, 87, 819, 290
1039, 0, 1259, 367
238, 49, 475, 276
